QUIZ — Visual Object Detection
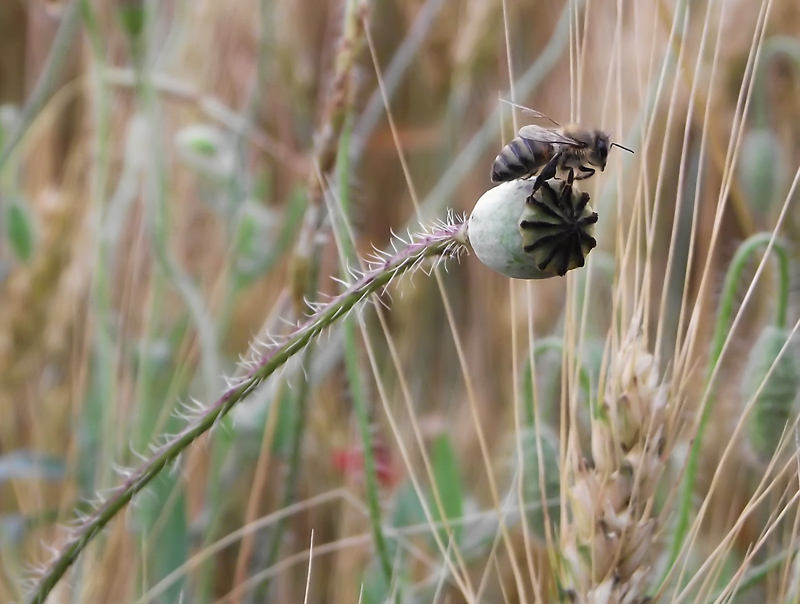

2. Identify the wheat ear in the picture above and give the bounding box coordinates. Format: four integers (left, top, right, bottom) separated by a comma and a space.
560, 323, 674, 604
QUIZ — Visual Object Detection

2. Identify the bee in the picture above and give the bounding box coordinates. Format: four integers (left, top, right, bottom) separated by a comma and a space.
491, 109, 634, 192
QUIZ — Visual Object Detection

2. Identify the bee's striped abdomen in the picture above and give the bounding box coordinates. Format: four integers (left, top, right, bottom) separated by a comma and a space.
491, 137, 548, 183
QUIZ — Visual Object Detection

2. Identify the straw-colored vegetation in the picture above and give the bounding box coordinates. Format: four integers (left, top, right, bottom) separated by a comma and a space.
2, 0, 800, 603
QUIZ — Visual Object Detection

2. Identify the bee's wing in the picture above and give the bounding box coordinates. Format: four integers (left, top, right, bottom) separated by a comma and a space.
517, 124, 584, 147
499, 100, 562, 126
518, 108, 562, 126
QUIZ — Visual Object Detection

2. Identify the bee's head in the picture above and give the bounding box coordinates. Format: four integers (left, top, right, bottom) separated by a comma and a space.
589, 131, 634, 170
589, 131, 611, 170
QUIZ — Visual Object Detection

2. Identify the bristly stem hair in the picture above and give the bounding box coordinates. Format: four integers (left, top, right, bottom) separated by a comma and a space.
24, 222, 467, 604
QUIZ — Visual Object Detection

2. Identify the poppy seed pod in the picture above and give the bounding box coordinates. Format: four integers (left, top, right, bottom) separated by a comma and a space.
467, 178, 598, 279
741, 325, 800, 461
738, 127, 785, 216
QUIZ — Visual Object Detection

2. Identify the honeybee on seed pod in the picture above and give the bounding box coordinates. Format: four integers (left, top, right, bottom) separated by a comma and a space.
468, 170, 598, 280
491, 106, 633, 192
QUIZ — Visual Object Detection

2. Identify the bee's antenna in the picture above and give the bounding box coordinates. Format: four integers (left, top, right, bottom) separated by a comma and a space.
610, 142, 635, 154
497, 97, 561, 126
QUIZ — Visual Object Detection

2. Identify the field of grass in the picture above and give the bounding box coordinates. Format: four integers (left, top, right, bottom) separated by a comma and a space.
2, 0, 800, 603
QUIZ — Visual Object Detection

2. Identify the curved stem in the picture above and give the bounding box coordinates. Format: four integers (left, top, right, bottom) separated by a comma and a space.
708, 233, 789, 369
667, 232, 790, 575
25, 226, 466, 604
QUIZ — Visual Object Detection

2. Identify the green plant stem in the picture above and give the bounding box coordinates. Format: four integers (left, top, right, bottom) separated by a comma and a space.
254, 1, 372, 598
135, 97, 221, 403
258, 342, 315, 599
0, 0, 81, 172
335, 114, 395, 587
199, 2, 279, 596
343, 317, 395, 582
25, 225, 465, 604
667, 233, 790, 572
79, 0, 118, 493
709, 233, 790, 374
129, 19, 222, 599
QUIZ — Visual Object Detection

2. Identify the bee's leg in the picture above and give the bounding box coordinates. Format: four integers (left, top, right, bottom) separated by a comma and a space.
559, 174, 576, 214
575, 165, 595, 180
532, 152, 562, 192
574, 192, 593, 217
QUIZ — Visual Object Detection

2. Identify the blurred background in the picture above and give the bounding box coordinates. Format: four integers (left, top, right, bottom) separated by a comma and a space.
1, 0, 800, 603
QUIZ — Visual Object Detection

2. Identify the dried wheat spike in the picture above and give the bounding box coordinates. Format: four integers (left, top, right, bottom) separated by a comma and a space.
560, 324, 672, 604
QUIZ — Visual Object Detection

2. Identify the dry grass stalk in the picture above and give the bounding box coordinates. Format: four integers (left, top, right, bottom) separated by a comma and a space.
560, 323, 674, 604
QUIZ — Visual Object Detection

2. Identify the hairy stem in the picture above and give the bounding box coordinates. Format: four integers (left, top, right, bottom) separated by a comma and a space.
25, 224, 466, 604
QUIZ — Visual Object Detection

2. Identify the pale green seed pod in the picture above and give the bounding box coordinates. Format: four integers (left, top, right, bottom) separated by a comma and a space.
738, 127, 786, 216
467, 178, 598, 279
174, 124, 235, 180
741, 325, 800, 461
